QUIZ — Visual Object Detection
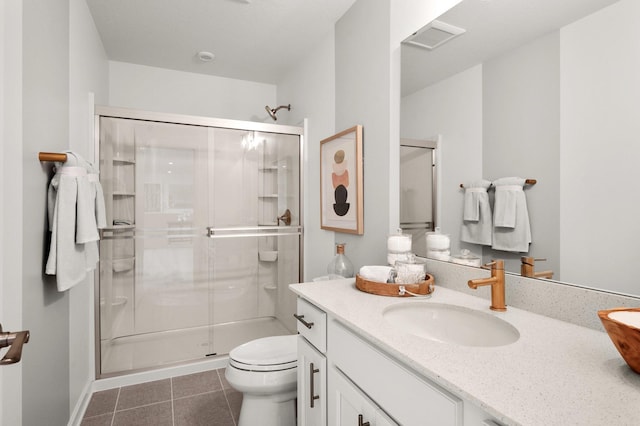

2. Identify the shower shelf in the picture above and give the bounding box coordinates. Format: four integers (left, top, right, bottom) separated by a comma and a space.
258, 194, 278, 198
104, 225, 135, 230
113, 158, 135, 165
260, 166, 278, 171
113, 191, 135, 197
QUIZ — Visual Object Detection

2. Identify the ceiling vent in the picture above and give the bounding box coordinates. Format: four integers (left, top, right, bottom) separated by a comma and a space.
403, 20, 466, 51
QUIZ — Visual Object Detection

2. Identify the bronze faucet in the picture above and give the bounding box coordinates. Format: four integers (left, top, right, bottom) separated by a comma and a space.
520, 257, 554, 279
468, 260, 506, 311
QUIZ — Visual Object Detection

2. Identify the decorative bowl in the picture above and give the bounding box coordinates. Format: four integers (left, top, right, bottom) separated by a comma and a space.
598, 307, 640, 374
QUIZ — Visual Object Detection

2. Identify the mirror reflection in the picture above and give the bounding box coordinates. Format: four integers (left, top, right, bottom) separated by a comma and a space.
400, 0, 640, 297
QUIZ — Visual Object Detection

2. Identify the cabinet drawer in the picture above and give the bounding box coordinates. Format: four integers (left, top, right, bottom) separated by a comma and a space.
296, 298, 327, 353
329, 319, 462, 426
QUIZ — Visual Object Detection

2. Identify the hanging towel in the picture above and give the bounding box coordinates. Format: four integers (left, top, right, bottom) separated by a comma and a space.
45, 152, 107, 291
460, 180, 492, 246
491, 177, 531, 252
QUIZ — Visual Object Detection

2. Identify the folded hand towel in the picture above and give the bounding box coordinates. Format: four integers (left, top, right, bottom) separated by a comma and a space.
359, 265, 393, 282
45, 151, 107, 291
491, 177, 531, 252
460, 180, 492, 246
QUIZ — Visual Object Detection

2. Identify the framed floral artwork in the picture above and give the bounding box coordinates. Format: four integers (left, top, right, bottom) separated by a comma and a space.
320, 125, 363, 234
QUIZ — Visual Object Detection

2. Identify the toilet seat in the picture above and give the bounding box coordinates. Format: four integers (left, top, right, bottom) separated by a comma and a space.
229, 335, 297, 372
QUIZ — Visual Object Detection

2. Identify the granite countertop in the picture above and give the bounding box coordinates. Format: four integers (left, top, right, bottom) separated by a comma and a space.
290, 278, 640, 426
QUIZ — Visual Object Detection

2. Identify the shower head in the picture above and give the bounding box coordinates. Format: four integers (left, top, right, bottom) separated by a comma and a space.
265, 104, 291, 121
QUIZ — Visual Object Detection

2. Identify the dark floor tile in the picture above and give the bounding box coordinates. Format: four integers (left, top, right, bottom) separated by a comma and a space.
224, 389, 243, 425
116, 379, 171, 411
174, 391, 235, 426
217, 368, 233, 390
81, 413, 114, 426
84, 388, 119, 417
112, 401, 173, 426
172, 370, 222, 399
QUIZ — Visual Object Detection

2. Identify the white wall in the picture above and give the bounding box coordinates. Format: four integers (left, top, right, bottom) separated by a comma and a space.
401, 65, 483, 256
483, 33, 560, 273
68, 0, 109, 416
109, 61, 277, 121
1, 1, 24, 425
333, 0, 393, 270
276, 33, 336, 280
22, 0, 71, 424
560, 0, 640, 295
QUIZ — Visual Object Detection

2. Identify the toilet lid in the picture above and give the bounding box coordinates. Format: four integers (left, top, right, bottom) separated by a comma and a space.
229, 335, 297, 371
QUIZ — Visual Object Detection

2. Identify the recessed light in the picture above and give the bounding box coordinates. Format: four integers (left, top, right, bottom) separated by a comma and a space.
197, 51, 215, 62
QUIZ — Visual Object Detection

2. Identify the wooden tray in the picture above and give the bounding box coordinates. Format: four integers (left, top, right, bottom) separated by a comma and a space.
355, 273, 434, 297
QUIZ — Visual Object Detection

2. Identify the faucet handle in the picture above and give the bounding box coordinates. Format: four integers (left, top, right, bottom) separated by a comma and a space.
481, 260, 503, 270
481, 261, 496, 269
521, 256, 547, 266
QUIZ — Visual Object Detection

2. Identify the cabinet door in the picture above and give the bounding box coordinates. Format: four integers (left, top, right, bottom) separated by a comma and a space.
329, 366, 397, 426
298, 336, 326, 426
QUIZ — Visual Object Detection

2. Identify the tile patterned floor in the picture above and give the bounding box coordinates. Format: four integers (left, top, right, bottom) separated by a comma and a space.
81, 368, 242, 426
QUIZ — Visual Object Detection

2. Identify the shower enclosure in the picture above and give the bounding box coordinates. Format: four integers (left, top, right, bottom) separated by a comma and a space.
95, 107, 303, 377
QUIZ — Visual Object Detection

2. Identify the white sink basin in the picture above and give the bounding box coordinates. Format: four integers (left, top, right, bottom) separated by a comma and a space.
383, 302, 520, 347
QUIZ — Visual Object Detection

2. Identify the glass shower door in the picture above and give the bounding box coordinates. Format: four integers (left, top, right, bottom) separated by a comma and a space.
207, 129, 301, 356
99, 117, 213, 374
133, 121, 212, 364
98, 114, 302, 376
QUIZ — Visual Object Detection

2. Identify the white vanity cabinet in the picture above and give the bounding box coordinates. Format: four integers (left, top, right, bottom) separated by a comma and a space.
329, 366, 397, 426
295, 296, 504, 426
296, 298, 327, 426
329, 318, 462, 426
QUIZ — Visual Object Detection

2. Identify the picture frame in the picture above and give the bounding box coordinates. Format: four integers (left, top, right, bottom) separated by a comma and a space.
320, 125, 364, 234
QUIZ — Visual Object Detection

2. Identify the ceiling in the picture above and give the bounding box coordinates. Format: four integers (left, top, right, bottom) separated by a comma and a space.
86, 0, 357, 85
86, 0, 619, 95
401, 0, 620, 97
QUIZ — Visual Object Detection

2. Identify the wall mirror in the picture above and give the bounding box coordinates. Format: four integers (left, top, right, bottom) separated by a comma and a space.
400, 0, 640, 297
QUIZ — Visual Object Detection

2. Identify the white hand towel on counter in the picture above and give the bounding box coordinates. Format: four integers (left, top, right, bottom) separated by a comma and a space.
358, 266, 393, 282
491, 177, 531, 252
460, 180, 492, 246
45, 152, 107, 291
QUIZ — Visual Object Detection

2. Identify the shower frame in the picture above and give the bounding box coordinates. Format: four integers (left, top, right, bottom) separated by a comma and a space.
92, 106, 305, 378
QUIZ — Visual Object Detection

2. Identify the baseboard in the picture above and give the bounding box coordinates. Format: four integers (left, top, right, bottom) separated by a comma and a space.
67, 380, 93, 426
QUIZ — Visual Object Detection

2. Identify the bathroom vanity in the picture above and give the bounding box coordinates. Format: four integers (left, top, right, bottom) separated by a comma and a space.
291, 278, 640, 425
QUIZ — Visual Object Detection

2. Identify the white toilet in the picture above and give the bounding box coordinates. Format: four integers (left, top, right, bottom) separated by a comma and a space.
225, 334, 298, 426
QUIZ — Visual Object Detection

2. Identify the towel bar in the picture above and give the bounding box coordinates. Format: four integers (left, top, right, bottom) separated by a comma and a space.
460, 178, 536, 188
38, 152, 67, 162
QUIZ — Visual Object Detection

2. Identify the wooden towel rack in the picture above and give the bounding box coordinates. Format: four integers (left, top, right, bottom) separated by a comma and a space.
38, 152, 67, 163
460, 179, 537, 189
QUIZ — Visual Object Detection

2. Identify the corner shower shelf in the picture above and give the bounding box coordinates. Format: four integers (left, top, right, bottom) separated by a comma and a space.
113, 158, 135, 165
105, 224, 135, 230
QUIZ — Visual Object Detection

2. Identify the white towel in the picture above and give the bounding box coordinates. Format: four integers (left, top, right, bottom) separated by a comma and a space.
491, 177, 531, 252
45, 152, 107, 291
460, 180, 492, 246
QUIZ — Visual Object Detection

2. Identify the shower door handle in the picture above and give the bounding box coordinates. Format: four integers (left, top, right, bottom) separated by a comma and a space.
293, 314, 314, 329
309, 362, 320, 408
